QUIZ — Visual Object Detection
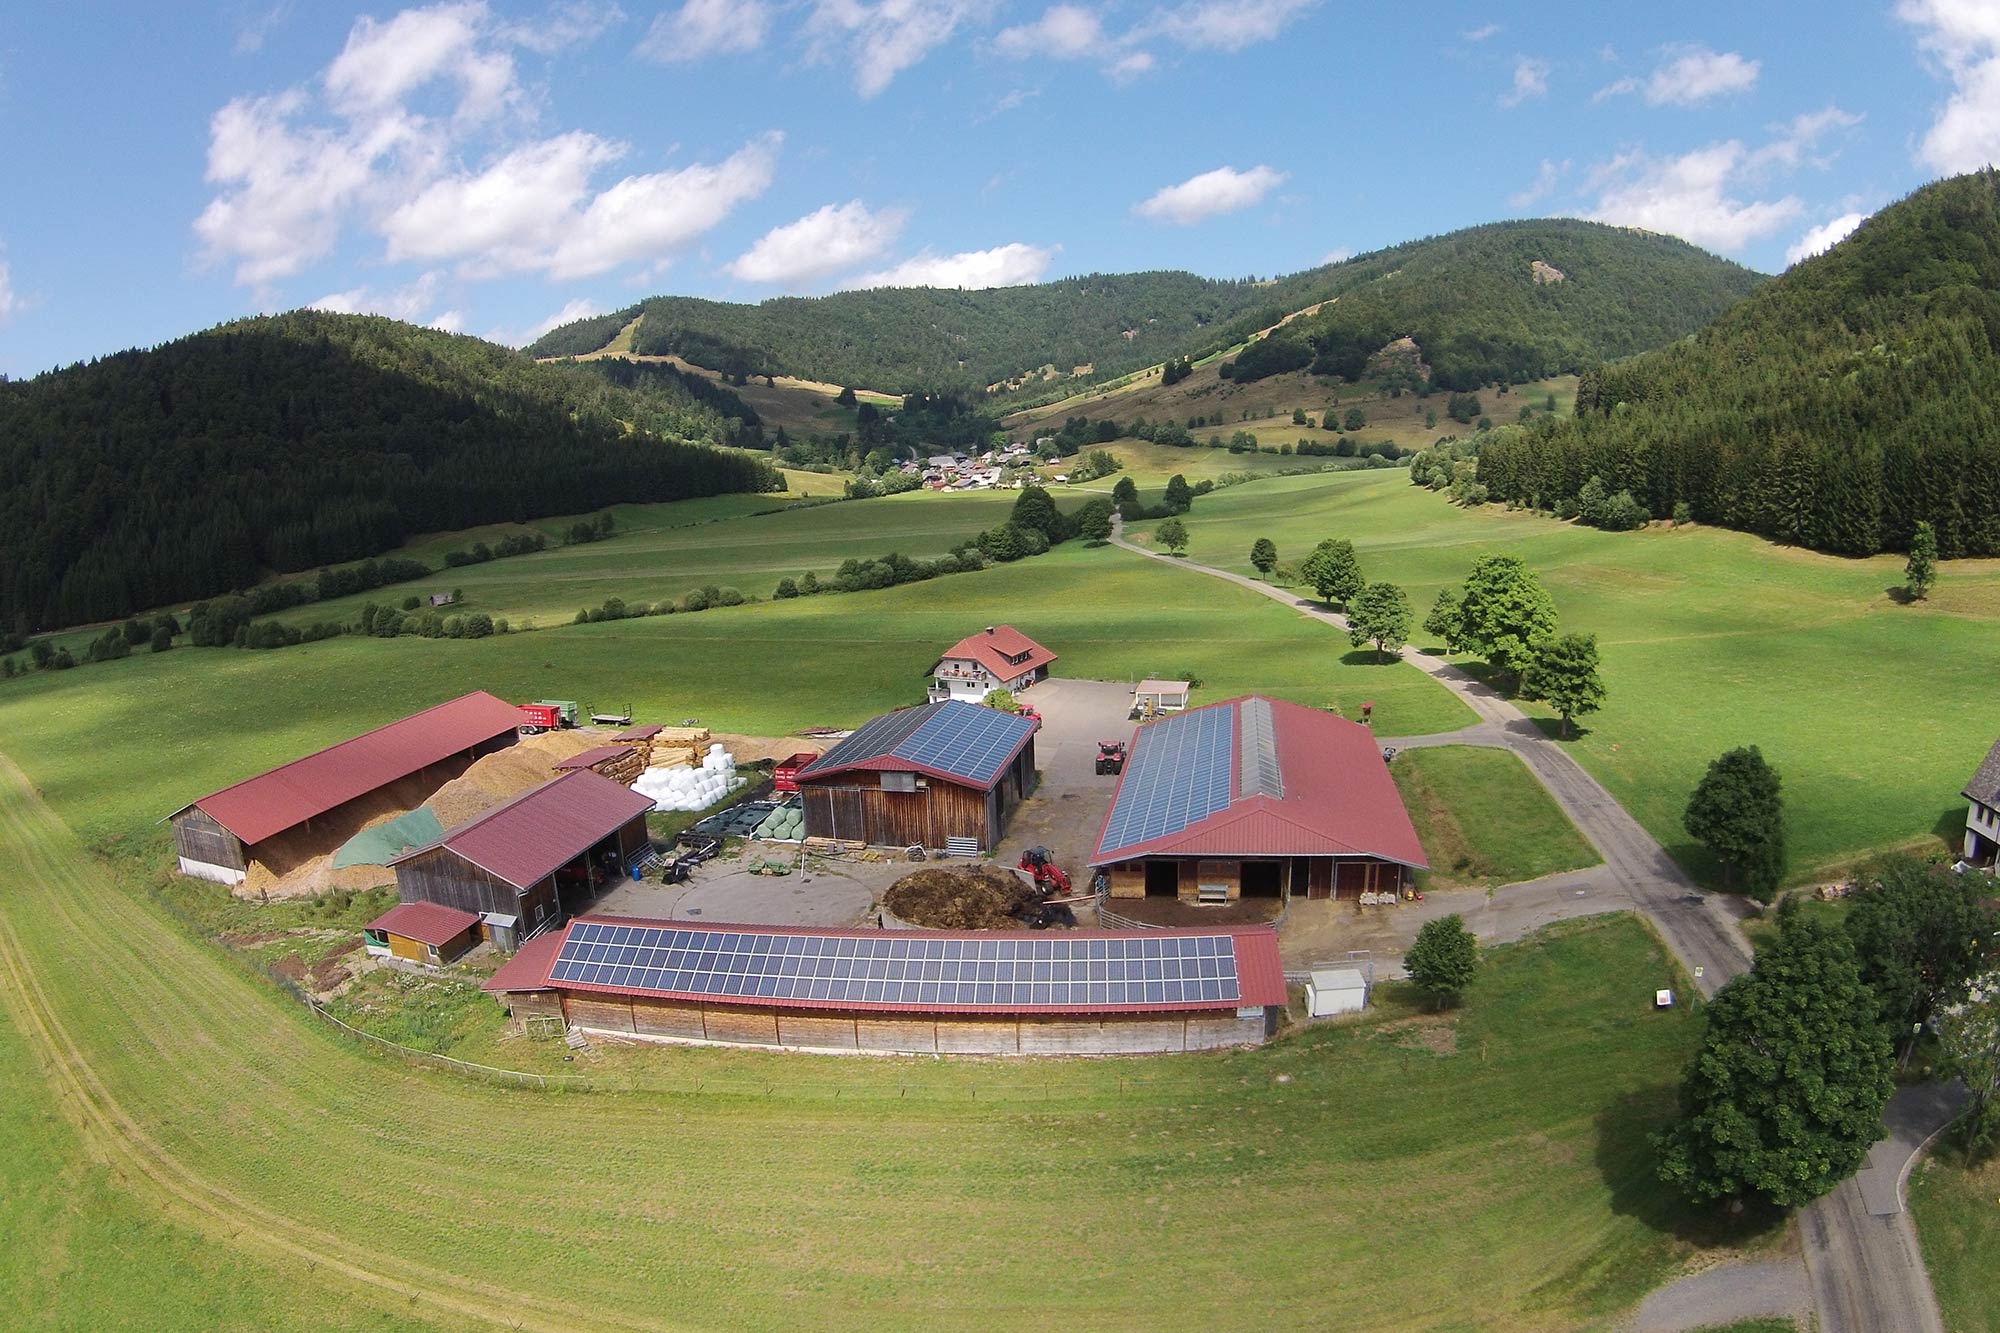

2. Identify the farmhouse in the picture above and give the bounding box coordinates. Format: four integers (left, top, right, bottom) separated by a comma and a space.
389, 769, 655, 942
165, 691, 522, 885
483, 917, 1288, 1055
928, 624, 1057, 702
1091, 695, 1427, 903
363, 901, 481, 966
1961, 736, 2000, 865
797, 700, 1037, 853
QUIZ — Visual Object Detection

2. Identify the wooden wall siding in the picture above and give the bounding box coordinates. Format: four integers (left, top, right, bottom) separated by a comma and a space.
701, 1007, 781, 1045
172, 808, 246, 871
779, 1014, 860, 1050
395, 847, 524, 920
615, 815, 650, 860
1108, 864, 1146, 899
855, 1017, 937, 1053
934, 1019, 1021, 1055
566, 997, 636, 1033
800, 772, 991, 849
387, 934, 429, 963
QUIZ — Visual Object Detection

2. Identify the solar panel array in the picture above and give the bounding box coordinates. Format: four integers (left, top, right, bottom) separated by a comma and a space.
548, 921, 1244, 1010
1238, 697, 1283, 800
1097, 704, 1236, 857
889, 701, 1033, 785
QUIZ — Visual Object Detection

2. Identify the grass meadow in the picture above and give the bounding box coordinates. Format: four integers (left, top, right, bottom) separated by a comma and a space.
1391, 746, 1602, 888
0, 746, 1760, 1329
1908, 1149, 2000, 1333
1136, 469, 2000, 886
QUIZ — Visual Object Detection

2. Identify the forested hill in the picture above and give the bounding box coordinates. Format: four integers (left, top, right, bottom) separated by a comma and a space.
1478, 170, 2000, 558
0, 311, 781, 631
525, 220, 1763, 397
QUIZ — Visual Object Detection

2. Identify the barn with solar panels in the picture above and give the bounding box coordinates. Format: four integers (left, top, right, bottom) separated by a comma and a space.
1091, 695, 1427, 904
483, 916, 1289, 1054
795, 700, 1037, 853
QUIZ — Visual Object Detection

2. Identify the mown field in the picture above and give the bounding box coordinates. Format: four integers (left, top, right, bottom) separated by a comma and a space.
1908, 1149, 2000, 1333
1136, 469, 2000, 886
0, 538, 1471, 853
0, 746, 1757, 1329
1391, 746, 1601, 889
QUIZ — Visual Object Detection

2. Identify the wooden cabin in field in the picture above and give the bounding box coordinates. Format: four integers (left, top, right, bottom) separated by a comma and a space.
388, 769, 655, 940
1091, 695, 1427, 903
796, 700, 1037, 853
164, 691, 523, 885
363, 901, 481, 966
483, 917, 1289, 1055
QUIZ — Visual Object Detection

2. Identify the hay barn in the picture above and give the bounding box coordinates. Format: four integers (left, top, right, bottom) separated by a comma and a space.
389, 770, 655, 940
796, 700, 1037, 853
165, 691, 522, 885
483, 917, 1288, 1055
1091, 695, 1427, 903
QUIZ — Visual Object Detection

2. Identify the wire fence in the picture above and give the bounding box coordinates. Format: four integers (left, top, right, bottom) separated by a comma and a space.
305, 998, 589, 1092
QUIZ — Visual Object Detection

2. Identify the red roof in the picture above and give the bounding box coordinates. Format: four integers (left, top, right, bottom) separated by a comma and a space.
367, 901, 481, 947
1090, 695, 1428, 868
550, 745, 636, 771
482, 930, 565, 992
483, 915, 1288, 1014
178, 691, 522, 846
929, 624, 1058, 680
391, 769, 655, 890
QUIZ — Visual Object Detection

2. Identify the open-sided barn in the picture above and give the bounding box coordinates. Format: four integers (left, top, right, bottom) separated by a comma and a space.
389, 769, 654, 942
1091, 695, 1427, 903
484, 916, 1289, 1054
165, 691, 522, 885
796, 700, 1037, 853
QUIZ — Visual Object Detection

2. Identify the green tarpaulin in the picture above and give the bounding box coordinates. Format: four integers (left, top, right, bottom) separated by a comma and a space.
332, 807, 444, 869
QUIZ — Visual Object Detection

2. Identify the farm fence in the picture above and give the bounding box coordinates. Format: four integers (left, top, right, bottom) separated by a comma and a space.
305, 998, 590, 1092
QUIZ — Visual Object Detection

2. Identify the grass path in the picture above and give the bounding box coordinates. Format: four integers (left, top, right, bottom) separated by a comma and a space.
0, 749, 1741, 1330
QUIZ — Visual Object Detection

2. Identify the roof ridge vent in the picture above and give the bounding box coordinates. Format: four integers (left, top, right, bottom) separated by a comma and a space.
1238, 697, 1283, 800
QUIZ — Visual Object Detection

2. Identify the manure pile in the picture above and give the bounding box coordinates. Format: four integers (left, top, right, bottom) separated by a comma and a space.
883, 864, 1038, 931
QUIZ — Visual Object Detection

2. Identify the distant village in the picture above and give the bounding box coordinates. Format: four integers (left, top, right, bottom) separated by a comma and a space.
902, 438, 1064, 491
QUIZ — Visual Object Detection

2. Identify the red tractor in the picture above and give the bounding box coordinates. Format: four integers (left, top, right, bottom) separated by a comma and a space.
1016, 846, 1072, 895
1095, 741, 1127, 775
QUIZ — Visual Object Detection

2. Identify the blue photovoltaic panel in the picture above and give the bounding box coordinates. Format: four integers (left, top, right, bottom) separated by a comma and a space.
805, 700, 1032, 787
546, 922, 1243, 1010
1096, 705, 1236, 858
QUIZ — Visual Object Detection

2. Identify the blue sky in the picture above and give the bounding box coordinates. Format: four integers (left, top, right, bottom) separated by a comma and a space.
2, 0, 1997, 377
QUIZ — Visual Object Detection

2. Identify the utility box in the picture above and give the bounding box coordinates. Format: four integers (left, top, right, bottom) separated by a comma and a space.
1306, 967, 1368, 1017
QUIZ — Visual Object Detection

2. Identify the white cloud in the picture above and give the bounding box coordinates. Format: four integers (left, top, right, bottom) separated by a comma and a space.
1499, 56, 1549, 108
1133, 164, 1287, 224
430, 309, 466, 332
991, 0, 1313, 81
1583, 141, 1802, 251
382, 130, 623, 269
309, 269, 448, 320
849, 242, 1056, 289
324, 1, 518, 122
1319, 247, 1352, 265
1899, 0, 2000, 172
1747, 105, 1863, 171
1510, 157, 1569, 208
1592, 76, 1639, 102
521, 296, 603, 345
1644, 46, 1760, 106
1144, 0, 1317, 53
994, 5, 1104, 59
1784, 211, 1867, 264
1107, 50, 1154, 79
0, 258, 17, 324
234, 4, 292, 56
498, 1, 626, 55
806, 0, 977, 98
551, 133, 780, 278
639, 0, 768, 62
726, 200, 907, 285
1463, 22, 1500, 42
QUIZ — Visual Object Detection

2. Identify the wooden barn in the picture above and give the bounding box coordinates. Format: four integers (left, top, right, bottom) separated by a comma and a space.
164, 691, 523, 885
1091, 695, 1428, 903
484, 917, 1289, 1055
796, 700, 1037, 853
363, 901, 482, 966
388, 769, 655, 939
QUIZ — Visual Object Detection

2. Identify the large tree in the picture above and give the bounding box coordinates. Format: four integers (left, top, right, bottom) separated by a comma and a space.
1009, 485, 1068, 544
1423, 587, 1464, 653
1155, 517, 1189, 555
1655, 916, 1893, 1209
1405, 914, 1478, 1009
1521, 631, 1606, 737
1162, 473, 1195, 515
1843, 856, 1996, 1046
1300, 538, 1365, 608
1347, 582, 1413, 662
1250, 537, 1278, 574
1935, 993, 2000, 1161
1075, 497, 1115, 544
1683, 746, 1786, 899
1454, 554, 1556, 686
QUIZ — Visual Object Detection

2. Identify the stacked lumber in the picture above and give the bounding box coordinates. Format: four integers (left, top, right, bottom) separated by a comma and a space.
592, 747, 647, 787
645, 725, 712, 770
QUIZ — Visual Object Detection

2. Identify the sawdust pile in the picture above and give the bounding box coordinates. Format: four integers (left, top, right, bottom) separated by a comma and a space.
884, 864, 1038, 930
427, 732, 611, 828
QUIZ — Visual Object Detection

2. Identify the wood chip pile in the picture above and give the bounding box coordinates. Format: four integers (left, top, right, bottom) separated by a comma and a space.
428, 732, 613, 828
883, 865, 1039, 931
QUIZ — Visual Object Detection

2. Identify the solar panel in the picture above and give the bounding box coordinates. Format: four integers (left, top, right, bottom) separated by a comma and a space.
892, 702, 1033, 786
1097, 704, 1236, 857
547, 925, 1243, 1010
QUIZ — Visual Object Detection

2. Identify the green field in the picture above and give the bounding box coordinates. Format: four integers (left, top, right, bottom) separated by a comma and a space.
0, 745, 1758, 1328
1137, 469, 2000, 886
1908, 1149, 2000, 1333
1391, 746, 1602, 888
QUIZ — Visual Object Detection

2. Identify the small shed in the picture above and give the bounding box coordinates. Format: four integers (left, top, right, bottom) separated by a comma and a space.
364, 902, 481, 965
1132, 679, 1191, 713
1305, 968, 1369, 1017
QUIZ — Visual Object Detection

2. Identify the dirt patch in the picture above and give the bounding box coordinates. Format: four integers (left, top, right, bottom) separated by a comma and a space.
885, 865, 1039, 930
1378, 1014, 1459, 1056
708, 733, 826, 766
1102, 896, 1285, 927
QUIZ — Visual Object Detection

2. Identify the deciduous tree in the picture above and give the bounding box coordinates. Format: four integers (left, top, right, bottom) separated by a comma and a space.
1250, 537, 1278, 574
1423, 588, 1464, 652
1454, 555, 1556, 686
1162, 473, 1194, 515
1684, 746, 1785, 900
1155, 517, 1189, 555
1300, 538, 1364, 608
1521, 631, 1606, 737
1405, 915, 1478, 1008
1843, 856, 1996, 1045
1347, 582, 1412, 661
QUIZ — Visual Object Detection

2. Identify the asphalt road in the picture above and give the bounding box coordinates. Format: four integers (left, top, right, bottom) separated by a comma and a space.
1110, 520, 1956, 1333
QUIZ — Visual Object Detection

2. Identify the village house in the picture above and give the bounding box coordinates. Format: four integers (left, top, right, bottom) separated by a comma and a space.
927, 624, 1057, 703
1961, 736, 2000, 865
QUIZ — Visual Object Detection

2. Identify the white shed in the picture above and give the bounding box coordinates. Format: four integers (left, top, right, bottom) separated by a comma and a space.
1305, 967, 1369, 1017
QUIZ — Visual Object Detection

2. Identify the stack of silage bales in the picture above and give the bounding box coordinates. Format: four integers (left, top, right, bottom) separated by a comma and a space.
635, 744, 743, 812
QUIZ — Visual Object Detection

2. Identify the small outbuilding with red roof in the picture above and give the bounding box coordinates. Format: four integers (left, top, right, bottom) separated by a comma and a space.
1091, 695, 1427, 904
363, 902, 483, 966
927, 624, 1057, 703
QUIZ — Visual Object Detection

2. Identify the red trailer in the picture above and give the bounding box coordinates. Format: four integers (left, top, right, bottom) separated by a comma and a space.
773, 752, 820, 793
517, 702, 564, 734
